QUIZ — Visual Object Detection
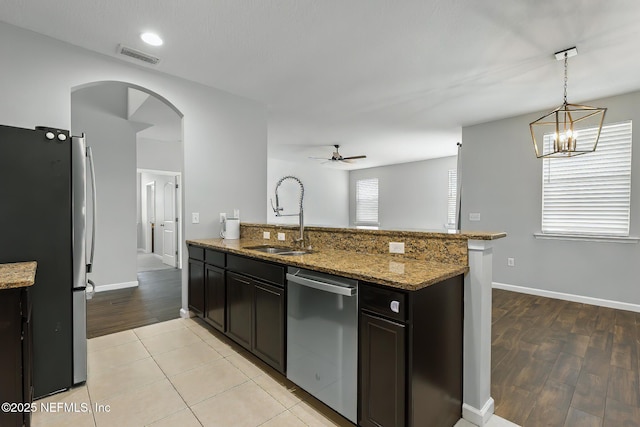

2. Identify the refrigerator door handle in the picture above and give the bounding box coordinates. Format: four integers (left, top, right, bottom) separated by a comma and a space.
86, 144, 97, 273
86, 279, 95, 300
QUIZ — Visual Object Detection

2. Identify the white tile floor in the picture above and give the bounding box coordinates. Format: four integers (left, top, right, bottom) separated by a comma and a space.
32, 317, 519, 427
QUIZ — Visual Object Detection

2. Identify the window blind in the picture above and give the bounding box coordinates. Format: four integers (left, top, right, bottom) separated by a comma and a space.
542, 121, 632, 236
356, 178, 379, 225
447, 169, 457, 226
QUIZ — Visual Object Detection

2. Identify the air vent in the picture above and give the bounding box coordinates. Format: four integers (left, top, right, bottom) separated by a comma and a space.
117, 44, 160, 65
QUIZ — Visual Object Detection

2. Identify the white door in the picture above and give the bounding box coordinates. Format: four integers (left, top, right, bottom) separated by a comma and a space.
162, 179, 176, 267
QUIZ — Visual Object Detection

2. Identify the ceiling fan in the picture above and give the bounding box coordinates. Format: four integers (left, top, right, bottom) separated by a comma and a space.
311, 145, 367, 163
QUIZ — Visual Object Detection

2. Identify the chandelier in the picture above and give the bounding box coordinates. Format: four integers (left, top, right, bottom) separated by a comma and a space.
529, 47, 607, 158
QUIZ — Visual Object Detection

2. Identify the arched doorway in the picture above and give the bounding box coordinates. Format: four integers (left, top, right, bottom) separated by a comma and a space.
71, 81, 185, 337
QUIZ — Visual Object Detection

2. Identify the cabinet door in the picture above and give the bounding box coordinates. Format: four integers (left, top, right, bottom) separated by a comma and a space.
188, 259, 205, 316
22, 289, 33, 427
226, 272, 253, 350
0, 289, 24, 427
253, 280, 285, 373
205, 264, 225, 332
359, 311, 406, 427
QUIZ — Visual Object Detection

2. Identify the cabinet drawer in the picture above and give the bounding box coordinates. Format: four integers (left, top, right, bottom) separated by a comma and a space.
188, 245, 205, 261
205, 249, 225, 267
360, 284, 407, 323
227, 254, 285, 286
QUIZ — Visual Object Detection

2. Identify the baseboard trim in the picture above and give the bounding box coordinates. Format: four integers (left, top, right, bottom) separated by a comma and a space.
153, 254, 162, 260
94, 281, 139, 293
493, 282, 640, 313
462, 398, 494, 426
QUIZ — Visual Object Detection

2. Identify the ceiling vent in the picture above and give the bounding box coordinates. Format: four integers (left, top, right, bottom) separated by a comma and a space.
117, 44, 160, 65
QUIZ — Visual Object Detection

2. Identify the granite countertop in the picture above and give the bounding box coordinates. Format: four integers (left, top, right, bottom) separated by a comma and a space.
241, 222, 507, 240
0, 261, 37, 290
187, 238, 469, 291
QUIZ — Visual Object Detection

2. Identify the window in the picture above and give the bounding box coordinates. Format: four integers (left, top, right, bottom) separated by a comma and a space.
447, 169, 457, 227
355, 178, 379, 226
541, 121, 632, 236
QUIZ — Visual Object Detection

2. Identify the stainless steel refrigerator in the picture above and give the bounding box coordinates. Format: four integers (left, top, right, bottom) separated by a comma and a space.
0, 124, 96, 399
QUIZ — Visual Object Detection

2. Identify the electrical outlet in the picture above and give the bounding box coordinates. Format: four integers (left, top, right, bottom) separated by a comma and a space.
469, 213, 481, 221
507, 257, 515, 267
192, 212, 200, 224
263, 231, 270, 239
277, 232, 286, 241
233, 208, 240, 218
389, 242, 405, 254
389, 261, 405, 274
219, 213, 226, 223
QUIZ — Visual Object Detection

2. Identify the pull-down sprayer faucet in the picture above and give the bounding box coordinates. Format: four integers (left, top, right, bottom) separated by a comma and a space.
270, 176, 305, 248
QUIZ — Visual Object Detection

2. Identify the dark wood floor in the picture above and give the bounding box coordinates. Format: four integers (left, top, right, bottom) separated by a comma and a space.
492, 289, 640, 426
87, 268, 182, 338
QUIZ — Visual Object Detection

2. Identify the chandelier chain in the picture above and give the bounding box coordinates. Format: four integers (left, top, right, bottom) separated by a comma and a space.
563, 52, 568, 105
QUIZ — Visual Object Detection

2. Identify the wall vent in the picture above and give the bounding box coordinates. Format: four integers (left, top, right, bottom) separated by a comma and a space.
117, 44, 160, 65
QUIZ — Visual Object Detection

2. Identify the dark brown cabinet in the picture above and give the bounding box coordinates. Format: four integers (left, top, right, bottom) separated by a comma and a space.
226, 272, 253, 350
253, 281, 285, 372
188, 258, 205, 316
204, 264, 225, 332
188, 245, 226, 327
359, 275, 463, 427
0, 288, 32, 427
226, 254, 286, 373
359, 312, 406, 427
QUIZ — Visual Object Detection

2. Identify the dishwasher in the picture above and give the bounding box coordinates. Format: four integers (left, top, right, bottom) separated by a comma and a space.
286, 267, 358, 424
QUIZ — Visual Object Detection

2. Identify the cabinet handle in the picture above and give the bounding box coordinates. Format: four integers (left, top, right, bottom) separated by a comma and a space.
390, 300, 400, 313
234, 277, 251, 285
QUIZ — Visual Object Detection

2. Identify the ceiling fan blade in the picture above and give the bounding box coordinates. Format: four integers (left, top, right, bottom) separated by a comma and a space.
341, 155, 367, 160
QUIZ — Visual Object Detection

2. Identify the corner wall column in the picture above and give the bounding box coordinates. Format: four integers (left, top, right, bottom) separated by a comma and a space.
462, 239, 494, 426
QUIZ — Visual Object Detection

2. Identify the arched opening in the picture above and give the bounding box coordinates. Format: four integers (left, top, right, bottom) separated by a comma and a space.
71, 81, 185, 337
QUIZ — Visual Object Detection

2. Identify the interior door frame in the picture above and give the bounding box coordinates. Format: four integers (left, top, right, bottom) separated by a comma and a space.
144, 181, 156, 254
138, 169, 182, 269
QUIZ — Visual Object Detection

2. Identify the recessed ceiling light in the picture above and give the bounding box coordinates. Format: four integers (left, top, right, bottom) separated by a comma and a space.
140, 32, 163, 46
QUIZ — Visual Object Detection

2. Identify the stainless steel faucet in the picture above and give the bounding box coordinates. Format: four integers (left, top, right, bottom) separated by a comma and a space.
271, 176, 305, 248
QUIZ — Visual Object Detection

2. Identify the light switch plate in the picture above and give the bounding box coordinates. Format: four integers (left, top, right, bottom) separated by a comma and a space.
277, 232, 286, 241
263, 231, 271, 239
389, 242, 405, 254
192, 212, 200, 224
469, 212, 481, 221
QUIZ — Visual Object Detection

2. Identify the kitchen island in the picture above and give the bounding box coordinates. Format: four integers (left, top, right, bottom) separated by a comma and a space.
186, 224, 505, 427
0, 261, 36, 427
187, 237, 468, 290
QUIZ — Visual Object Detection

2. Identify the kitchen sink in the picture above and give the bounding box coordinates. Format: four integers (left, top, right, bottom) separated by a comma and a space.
244, 245, 311, 256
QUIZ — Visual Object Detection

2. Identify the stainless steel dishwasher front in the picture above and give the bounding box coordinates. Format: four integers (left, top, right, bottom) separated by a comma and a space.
286, 267, 358, 424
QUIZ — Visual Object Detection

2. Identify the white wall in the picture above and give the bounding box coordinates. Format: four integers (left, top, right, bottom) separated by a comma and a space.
349, 156, 457, 230
0, 22, 267, 313
72, 83, 139, 288
137, 138, 182, 172
461, 90, 640, 307
137, 135, 183, 251
267, 158, 349, 227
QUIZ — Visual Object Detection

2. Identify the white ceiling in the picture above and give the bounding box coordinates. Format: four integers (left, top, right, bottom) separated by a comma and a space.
2, 1, 640, 169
